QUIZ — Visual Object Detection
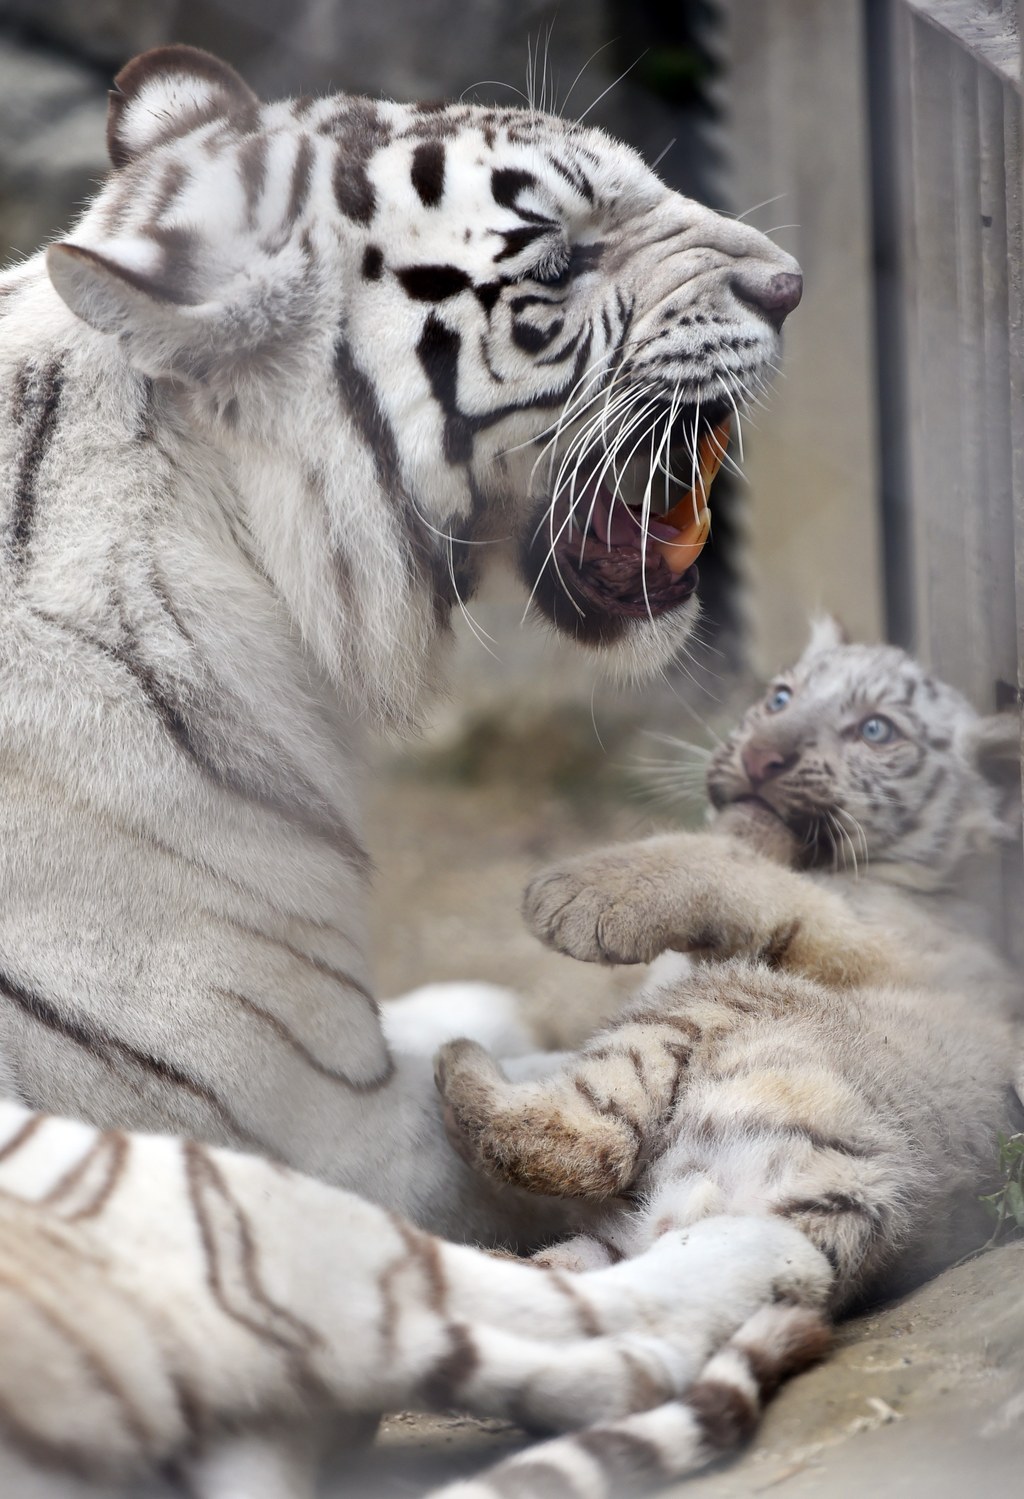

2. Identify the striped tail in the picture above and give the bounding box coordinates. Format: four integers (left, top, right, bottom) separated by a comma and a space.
427, 1302, 831, 1499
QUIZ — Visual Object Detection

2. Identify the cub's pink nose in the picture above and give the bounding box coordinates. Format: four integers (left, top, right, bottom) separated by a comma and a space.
731, 270, 804, 330
741, 744, 798, 787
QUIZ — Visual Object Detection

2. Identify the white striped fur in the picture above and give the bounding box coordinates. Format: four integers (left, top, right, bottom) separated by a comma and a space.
0, 44, 796, 1232
0, 1102, 829, 1498
0, 42, 809, 1499
436, 631, 1022, 1495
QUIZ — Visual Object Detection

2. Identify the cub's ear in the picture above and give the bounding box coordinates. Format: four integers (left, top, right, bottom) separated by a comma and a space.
107, 46, 259, 169
802, 613, 849, 660
963, 712, 1021, 791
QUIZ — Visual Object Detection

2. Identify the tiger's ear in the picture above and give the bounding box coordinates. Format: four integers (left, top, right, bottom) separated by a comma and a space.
107, 46, 259, 169
963, 712, 1021, 791
45, 236, 219, 380
801, 613, 849, 660
46, 229, 298, 381
48, 49, 301, 381
47, 239, 200, 324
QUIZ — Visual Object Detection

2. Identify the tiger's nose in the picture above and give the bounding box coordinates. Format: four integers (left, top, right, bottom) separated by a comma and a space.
730, 270, 804, 331
742, 744, 799, 787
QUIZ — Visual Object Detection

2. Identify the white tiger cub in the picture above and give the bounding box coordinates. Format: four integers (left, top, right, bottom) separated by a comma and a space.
0, 44, 800, 1242
436, 620, 1022, 1496
0, 39, 810, 1499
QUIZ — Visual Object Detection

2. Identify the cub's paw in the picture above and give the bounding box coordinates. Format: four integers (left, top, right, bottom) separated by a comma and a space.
436, 1039, 635, 1198
434, 1037, 505, 1174
522, 845, 674, 965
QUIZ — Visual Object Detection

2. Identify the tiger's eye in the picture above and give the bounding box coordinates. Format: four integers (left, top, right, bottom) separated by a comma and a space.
859, 715, 897, 744
766, 685, 792, 713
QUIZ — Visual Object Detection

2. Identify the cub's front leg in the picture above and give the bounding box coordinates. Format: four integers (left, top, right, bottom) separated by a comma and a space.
523, 831, 799, 966
524, 831, 900, 987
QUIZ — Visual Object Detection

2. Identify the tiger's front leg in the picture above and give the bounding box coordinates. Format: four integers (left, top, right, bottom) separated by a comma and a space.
524, 830, 902, 987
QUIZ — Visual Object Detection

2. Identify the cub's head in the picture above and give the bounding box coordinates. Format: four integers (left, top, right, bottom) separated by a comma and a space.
46, 46, 799, 700
707, 617, 1020, 884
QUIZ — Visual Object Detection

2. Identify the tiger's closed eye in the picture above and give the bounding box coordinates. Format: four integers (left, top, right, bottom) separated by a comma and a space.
859, 715, 898, 745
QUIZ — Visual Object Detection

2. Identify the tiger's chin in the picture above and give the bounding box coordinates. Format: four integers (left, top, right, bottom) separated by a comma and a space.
520, 517, 701, 649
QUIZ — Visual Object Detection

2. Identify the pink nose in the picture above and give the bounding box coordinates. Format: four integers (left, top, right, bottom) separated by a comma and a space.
741, 744, 797, 787
731, 270, 804, 330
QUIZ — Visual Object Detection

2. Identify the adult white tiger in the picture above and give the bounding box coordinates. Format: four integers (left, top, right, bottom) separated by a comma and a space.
0, 45, 811, 1497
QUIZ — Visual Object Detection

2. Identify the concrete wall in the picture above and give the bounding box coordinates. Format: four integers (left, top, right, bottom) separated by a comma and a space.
721, 0, 886, 674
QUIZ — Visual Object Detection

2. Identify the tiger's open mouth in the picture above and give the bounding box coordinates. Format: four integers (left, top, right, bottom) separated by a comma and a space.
522, 405, 732, 641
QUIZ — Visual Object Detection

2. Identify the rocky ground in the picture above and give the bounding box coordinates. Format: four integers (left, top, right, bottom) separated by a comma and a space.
350, 716, 1024, 1498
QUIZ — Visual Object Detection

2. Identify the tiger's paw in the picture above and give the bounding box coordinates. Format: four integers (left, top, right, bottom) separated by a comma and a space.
435, 1039, 635, 1199
522, 843, 680, 966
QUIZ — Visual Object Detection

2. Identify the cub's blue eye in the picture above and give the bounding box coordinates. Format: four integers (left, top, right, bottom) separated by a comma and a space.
766, 685, 792, 713
859, 715, 897, 745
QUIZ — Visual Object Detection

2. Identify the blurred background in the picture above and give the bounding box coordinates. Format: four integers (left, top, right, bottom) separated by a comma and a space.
2, 5, 1023, 1489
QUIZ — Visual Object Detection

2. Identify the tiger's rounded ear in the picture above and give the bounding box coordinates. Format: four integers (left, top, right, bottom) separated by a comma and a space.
964, 712, 1021, 792
107, 45, 259, 169
802, 613, 849, 660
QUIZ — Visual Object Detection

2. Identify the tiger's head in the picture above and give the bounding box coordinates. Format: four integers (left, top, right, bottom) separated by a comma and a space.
45, 46, 800, 718
706, 617, 1020, 886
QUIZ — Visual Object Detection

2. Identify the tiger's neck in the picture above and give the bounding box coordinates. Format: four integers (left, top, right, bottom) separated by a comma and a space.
1, 269, 378, 891
3, 261, 455, 739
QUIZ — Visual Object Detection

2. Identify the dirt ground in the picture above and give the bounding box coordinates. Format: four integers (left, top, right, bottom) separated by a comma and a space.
354, 718, 1024, 1497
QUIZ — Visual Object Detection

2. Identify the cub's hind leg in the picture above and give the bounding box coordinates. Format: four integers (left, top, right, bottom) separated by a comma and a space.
435, 1035, 665, 1199
435, 978, 755, 1201
0, 1103, 829, 1496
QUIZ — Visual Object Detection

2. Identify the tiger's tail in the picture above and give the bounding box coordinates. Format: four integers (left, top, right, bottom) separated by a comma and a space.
427, 1300, 831, 1499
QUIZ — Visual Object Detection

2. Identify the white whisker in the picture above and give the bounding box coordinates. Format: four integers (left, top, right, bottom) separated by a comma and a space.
731, 192, 788, 223
650, 137, 677, 172
573, 52, 647, 125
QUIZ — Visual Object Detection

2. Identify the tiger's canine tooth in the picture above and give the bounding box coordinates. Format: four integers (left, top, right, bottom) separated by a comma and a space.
654, 504, 712, 574
652, 418, 730, 574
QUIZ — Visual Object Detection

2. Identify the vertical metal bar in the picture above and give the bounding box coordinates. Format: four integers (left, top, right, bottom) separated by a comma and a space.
903, 18, 967, 682
976, 65, 1016, 700
865, 0, 916, 647
1012, 9, 1024, 877
949, 42, 989, 695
